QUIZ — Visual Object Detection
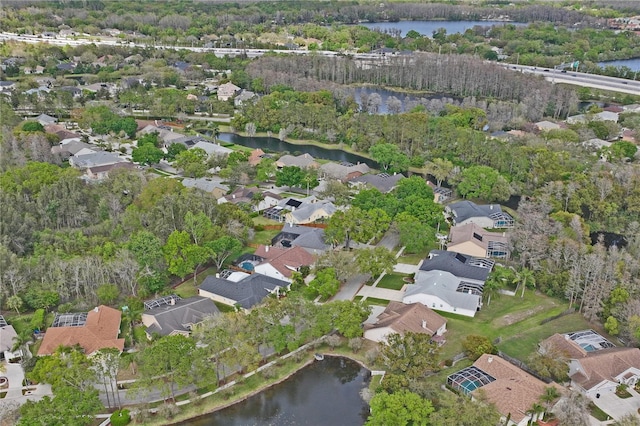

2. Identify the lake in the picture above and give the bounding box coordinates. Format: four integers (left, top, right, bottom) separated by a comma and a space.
598, 58, 640, 72
182, 357, 371, 426
217, 132, 378, 168
358, 20, 526, 38
353, 86, 457, 114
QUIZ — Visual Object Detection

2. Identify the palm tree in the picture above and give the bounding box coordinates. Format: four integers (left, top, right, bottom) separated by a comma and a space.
514, 267, 536, 298
539, 386, 560, 412
484, 266, 513, 305
527, 402, 545, 425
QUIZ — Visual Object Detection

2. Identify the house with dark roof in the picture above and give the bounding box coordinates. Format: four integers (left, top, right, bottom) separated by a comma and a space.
199, 271, 290, 310
419, 250, 493, 285
252, 245, 315, 282
569, 347, 640, 398
349, 173, 405, 193
38, 306, 125, 356
364, 302, 447, 344
448, 354, 561, 426
141, 295, 220, 338
69, 151, 127, 169
447, 223, 509, 259
446, 201, 514, 229
271, 223, 329, 255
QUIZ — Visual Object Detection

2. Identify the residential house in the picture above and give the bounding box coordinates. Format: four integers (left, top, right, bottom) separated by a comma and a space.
319, 162, 370, 182
251, 244, 315, 282
25, 86, 51, 97
23, 65, 45, 74
403, 269, 482, 317
69, 151, 127, 169
83, 82, 117, 97
217, 82, 241, 101
36, 113, 58, 126
56, 62, 76, 72
569, 347, 640, 398
419, 250, 494, 285
218, 188, 281, 212
448, 354, 560, 426
275, 153, 319, 170
38, 306, 125, 356
535, 120, 561, 132
364, 302, 447, 344
199, 271, 290, 310
248, 148, 266, 166
191, 140, 233, 157
0, 316, 18, 360
263, 196, 337, 224
539, 330, 616, 361
567, 111, 619, 125
0, 81, 16, 93
403, 250, 494, 317
51, 141, 95, 159
234, 90, 257, 107
59, 85, 82, 98
426, 181, 453, 204
55, 130, 83, 145
182, 177, 230, 199
583, 138, 612, 150
446, 201, 514, 229
141, 295, 220, 338
284, 198, 336, 224
447, 223, 509, 259
349, 173, 405, 193
270, 223, 329, 255
85, 162, 136, 180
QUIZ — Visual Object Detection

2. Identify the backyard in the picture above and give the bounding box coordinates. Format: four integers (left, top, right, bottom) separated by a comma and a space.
438, 291, 603, 361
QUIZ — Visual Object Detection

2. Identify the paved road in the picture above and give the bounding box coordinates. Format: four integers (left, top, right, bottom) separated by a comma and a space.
332, 273, 370, 301
2, 32, 637, 95
504, 64, 640, 95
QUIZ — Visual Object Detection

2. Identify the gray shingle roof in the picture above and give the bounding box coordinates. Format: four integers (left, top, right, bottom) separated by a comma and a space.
71, 151, 125, 168
350, 173, 405, 193
143, 296, 220, 336
200, 273, 288, 309
419, 250, 492, 282
405, 270, 481, 312
447, 201, 503, 224
278, 224, 329, 251
182, 177, 229, 194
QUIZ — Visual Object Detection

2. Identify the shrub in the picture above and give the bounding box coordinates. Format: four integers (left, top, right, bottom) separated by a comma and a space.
444, 359, 453, 367
30, 309, 45, 332
110, 409, 131, 426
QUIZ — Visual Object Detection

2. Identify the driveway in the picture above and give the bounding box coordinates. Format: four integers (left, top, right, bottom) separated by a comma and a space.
356, 286, 404, 302
332, 273, 370, 301
592, 387, 640, 421
377, 229, 400, 251
1, 361, 52, 404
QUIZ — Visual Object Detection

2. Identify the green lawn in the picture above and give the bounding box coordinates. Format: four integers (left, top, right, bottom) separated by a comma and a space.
214, 301, 236, 313
438, 291, 599, 361
252, 216, 283, 227
174, 266, 218, 298
354, 296, 390, 307
252, 229, 282, 246
376, 273, 409, 290
589, 402, 613, 421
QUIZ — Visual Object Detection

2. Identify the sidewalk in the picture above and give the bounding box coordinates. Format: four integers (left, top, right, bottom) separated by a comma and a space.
356, 286, 404, 302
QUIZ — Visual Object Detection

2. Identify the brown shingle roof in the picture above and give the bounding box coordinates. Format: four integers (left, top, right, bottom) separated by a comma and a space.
38, 305, 125, 356
254, 245, 315, 278
571, 347, 640, 391
473, 354, 560, 424
448, 223, 508, 253
541, 333, 587, 359
365, 301, 446, 336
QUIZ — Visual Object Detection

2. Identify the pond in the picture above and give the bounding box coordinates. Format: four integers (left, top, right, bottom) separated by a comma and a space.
598, 58, 640, 72
216, 132, 378, 168
353, 86, 458, 114
181, 357, 371, 426
358, 20, 527, 38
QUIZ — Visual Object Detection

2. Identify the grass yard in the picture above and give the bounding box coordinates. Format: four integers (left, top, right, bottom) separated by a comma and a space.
376, 273, 409, 291
354, 296, 390, 307
252, 216, 283, 227
252, 229, 282, 246
438, 291, 599, 361
174, 266, 218, 298
589, 402, 613, 421
214, 301, 236, 313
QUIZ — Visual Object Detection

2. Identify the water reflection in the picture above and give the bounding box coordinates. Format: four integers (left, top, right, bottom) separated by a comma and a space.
181, 357, 371, 426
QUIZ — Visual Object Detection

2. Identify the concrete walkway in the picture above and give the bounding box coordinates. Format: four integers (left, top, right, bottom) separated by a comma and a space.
592, 387, 640, 422
356, 286, 404, 302
394, 263, 418, 274
2, 361, 52, 403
